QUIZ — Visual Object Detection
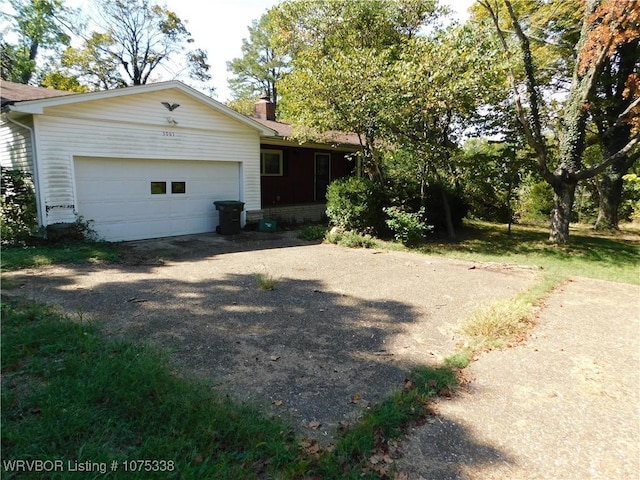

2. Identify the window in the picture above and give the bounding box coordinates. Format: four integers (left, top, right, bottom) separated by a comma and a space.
171, 181, 186, 194
261, 150, 283, 176
151, 182, 167, 194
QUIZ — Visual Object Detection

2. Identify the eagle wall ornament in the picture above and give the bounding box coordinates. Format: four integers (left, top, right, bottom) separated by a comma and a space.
161, 102, 180, 111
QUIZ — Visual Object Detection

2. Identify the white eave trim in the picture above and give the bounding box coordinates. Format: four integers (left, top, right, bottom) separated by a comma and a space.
7, 80, 277, 137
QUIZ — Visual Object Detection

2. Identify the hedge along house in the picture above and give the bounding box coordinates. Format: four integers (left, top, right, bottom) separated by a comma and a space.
249, 96, 360, 225
1, 80, 276, 241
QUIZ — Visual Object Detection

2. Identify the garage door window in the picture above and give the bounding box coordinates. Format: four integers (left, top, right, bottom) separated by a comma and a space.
171, 181, 186, 194
151, 182, 167, 194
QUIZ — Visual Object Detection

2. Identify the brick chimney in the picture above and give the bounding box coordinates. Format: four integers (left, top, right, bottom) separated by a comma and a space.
253, 96, 276, 121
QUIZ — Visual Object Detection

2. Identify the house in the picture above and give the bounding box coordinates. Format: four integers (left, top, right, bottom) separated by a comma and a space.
249, 97, 359, 224
0, 80, 359, 241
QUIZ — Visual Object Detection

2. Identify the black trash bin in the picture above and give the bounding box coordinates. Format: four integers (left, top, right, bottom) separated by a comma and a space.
214, 200, 244, 235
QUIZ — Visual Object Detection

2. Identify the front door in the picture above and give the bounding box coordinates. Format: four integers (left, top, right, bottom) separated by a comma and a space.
314, 153, 331, 201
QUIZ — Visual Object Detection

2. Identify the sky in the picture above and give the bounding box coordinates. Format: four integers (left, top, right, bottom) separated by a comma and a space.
161, 0, 476, 102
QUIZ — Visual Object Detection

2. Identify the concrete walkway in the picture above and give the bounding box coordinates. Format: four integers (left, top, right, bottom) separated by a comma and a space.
398, 277, 640, 480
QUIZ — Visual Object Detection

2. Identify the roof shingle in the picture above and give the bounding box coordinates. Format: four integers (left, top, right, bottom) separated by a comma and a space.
1, 80, 74, 107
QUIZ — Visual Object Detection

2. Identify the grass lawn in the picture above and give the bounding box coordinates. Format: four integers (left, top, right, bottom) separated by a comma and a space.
1, 242, 122, 271
415, 220, 640, 285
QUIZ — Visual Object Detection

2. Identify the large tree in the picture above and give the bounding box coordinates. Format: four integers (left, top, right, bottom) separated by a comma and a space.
272, 0, 441, 185
478, 0, 639, 243
384, 25, 506, 238
62, 0, 210, 88
227, 9, 290, 116
0, 0, 74, 84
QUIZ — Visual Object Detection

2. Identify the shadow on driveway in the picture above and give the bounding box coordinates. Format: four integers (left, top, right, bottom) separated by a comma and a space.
4, 236, 537, 474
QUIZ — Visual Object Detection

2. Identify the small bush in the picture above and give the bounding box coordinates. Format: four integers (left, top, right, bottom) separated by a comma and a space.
298, 224, 327, 241
45, 217, 97, 243
325, 177, 386, 234
384, 206, 433, 246
255, 273, 278, 290
1, 168, 38, 245
325, 228, 376, 248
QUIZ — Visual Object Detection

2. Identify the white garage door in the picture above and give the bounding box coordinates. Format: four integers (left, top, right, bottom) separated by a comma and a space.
74, 157, 241, 241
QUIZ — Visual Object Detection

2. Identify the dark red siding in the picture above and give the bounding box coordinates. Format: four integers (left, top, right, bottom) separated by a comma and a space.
260, 144, 355, 206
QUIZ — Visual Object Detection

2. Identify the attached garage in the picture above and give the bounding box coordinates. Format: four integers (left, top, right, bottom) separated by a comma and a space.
74, 157, 241, 241
1, 81, 275, 241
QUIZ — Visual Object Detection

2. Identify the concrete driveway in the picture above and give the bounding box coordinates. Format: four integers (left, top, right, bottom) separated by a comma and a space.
4, 232, 538, 441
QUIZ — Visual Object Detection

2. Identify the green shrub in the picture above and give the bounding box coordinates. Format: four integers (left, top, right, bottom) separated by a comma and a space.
325, 228, 376, 248
45, 217, 97, 243
621, 173, 640, 222
516, 179, 554, 223
298, 224, 327, 241
1, 167, 38, 245
325, 177, 386, 234
384, 206, 433, 246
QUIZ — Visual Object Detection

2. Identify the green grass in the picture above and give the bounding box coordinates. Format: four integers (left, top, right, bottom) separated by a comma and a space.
255, 272, 278, 290
1, 299, 302, 479
416, 220, 640, 285
1, 299, 459, 480
1, 242, 122, 271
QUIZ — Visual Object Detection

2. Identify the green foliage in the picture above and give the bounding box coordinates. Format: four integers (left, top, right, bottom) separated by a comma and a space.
621, 173, 640, 221
456, 139, 531, 223
255, 273, 278, 290
298, 224, 327, 241
1, 0, 73, 84
420, 220, 640, 285
58, 0, 210, 89
325, 229, 377, 249
516, 178, 554, 223
227, 9, 289, 112
45, 216, 97, 243
325, 177, 386, 235
274, 0, 441, 183
1, 168, 38, 246
384, 206, 432, 246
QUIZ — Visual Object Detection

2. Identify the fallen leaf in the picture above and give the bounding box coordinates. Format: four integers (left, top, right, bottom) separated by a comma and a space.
308, 421, 321, 429
194, 453, 203, 464
273, 400, 283, 406
351, 393, 362, 403
270, 355, 280, 361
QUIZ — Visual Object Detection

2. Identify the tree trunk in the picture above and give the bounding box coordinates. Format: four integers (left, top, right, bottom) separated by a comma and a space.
549, 177, 577, 244
594, 171, 623, 229
439, 184, 456, 240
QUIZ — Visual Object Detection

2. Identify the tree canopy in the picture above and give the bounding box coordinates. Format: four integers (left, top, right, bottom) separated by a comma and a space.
1, 0, 212, 90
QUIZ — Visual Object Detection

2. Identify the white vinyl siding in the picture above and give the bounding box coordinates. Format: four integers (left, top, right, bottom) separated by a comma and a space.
28, 89, 261, 227
0, 117, 34, 174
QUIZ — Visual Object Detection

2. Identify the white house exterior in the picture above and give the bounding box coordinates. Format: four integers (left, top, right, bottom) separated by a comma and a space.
1, 81, 275, 241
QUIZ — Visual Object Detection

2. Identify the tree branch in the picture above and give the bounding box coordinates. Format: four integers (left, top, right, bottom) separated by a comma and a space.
577, 133, 640, 180
477, 0, 552, 181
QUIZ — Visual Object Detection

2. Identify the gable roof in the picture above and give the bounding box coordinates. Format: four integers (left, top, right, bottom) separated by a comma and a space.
1, 80, 74, 107
2, 80, 276, 136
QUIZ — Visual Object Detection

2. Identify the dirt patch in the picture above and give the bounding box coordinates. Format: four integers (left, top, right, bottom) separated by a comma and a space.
4, 233, 539, 442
